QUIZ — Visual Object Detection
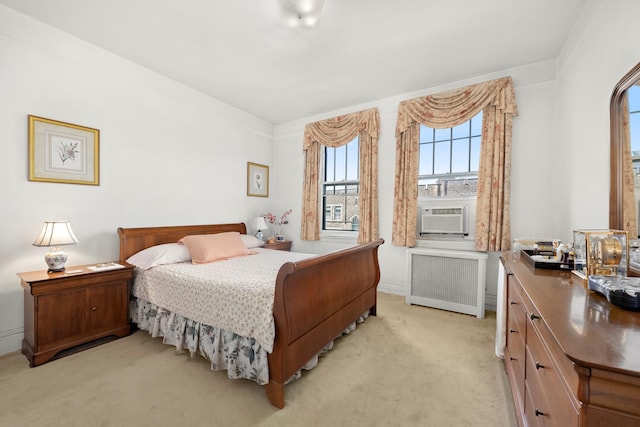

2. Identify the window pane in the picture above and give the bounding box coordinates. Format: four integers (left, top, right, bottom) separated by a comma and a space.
346, 138, 359, 180
420, 124, 433, 142
419, 143, 434, 175
470, 136, 481, 170
451, 139, 470, 173
418, 177, 439, 187
433, 141, 450, 174
630, 112, 640, 153
471, 111, 483, 135
325, 147, 335, 181
418, 177, 441, 198
334, 206, 342, 221
452, 121, 469, 139
434, 128, 450, 142
629, 85, 640, 112
334, 145, 346, 181
346, 184, 359, 194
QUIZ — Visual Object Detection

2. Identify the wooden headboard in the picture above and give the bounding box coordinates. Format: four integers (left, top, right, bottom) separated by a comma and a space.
117, 222, 247, 262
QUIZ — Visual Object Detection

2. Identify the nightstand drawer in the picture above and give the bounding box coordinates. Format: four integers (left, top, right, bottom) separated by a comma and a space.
263, 240, 292, 251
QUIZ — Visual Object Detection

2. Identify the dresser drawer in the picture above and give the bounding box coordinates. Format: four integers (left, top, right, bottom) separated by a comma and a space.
524, 299, 580, 396
524, 383, 547, 427
505, 275, 527, 415
506, 303, 526, 378
507, 279, 527, 342
525, 325, 579, 426
505, 344, 526, 415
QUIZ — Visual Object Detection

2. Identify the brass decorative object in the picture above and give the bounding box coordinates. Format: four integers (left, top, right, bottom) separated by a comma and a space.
573, 229, 629, 281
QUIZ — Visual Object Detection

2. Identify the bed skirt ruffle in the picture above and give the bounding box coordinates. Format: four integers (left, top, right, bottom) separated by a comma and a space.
131, 297, 367, 386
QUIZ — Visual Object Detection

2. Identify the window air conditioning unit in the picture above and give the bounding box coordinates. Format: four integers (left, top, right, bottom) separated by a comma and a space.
420, 206, 467, 235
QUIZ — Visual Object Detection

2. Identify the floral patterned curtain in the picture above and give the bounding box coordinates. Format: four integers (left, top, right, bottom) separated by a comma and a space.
392, 77, 518, 250
301, 108, 379, 243
622, 93, 637, 237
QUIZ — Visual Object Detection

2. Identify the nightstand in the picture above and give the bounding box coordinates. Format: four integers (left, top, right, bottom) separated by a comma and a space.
263, 240, 292, 251
18, 262, 134, 367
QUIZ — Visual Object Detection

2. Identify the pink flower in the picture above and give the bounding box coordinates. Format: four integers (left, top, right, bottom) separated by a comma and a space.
265, 209, 292, 226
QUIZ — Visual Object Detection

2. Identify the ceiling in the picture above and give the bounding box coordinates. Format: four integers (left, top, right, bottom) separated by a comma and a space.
0, 0, 587, 124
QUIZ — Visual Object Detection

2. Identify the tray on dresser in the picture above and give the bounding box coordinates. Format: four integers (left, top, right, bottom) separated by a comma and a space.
521, 249, 565, 270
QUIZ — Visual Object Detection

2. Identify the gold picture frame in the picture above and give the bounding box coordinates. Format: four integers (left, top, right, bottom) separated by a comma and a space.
247, 162, 269, 197
28, 115, 100, 185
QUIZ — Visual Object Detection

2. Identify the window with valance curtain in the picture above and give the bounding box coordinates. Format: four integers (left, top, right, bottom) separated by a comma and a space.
392, 77, 518, 251
301, 108, 380, 244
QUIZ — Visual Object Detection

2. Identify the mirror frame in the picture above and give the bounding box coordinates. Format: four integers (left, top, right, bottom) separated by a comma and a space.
610, 62, 640, 273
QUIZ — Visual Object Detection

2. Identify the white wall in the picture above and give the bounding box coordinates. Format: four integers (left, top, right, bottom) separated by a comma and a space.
0, 6, 274, 355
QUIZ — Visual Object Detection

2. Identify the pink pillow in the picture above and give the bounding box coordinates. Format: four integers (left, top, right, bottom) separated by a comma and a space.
178, 232, 253, 264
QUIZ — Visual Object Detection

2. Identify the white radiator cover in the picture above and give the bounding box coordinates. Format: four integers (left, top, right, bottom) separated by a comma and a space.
406, 248, 488, 318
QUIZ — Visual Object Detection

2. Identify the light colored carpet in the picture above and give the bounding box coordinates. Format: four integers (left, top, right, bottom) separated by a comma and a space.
0, 293, 516, 426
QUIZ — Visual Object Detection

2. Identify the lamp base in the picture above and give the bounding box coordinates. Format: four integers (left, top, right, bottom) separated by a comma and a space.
255, 230, 264, 241
45, 247, 68, 273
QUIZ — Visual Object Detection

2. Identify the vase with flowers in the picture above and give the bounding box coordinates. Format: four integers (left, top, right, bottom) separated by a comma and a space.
265, 209, 292, 241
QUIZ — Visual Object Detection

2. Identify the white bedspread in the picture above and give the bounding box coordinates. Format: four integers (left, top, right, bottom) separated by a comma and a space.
132, 248, 314, 353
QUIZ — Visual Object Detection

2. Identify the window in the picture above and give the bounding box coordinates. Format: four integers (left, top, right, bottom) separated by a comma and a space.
325, 204, 343, 221
323, 137, 359, 231
418, 111, 482, 198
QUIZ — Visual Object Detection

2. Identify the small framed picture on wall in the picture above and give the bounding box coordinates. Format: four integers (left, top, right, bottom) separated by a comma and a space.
247, 161, 269, 197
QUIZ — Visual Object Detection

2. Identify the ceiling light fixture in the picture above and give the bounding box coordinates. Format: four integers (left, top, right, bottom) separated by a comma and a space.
276, 0, 326, 29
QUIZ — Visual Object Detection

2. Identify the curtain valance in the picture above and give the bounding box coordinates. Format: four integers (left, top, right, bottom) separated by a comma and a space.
304, 108, 379, 150
396, 76, 517, 132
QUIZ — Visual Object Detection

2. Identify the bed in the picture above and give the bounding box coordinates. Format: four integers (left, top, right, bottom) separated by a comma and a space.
117, 222, 383, 408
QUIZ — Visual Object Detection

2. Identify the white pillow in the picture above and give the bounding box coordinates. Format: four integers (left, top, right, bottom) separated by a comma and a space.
240, 234, 265, 249
126, 243, 191, 270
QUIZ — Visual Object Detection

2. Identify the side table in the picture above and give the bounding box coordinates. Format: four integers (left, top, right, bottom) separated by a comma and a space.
18, 262, 133, 366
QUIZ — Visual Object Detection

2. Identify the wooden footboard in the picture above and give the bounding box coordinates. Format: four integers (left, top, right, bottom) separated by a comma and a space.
265, 238, 384, 408
117, 223, 383, 409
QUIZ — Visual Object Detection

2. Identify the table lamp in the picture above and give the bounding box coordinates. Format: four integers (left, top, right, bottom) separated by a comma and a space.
33, 221, 79, 272
254, 216, 268, 241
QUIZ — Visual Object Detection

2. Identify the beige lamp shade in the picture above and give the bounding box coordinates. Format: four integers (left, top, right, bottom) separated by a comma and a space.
33, 221, 79, 272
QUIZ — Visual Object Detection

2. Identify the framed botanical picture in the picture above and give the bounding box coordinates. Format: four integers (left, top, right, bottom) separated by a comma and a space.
28, 115, 100, 185
247, 161, 269, 197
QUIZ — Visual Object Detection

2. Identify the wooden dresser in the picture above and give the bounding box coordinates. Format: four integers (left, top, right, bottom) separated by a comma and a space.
501, 253, 640, 426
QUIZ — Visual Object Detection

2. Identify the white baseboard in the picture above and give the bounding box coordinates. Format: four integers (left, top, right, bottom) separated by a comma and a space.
378, 280, 405, 296
0, 327, 23, 357
379, 281, 498, 312
484, 293, 497, 312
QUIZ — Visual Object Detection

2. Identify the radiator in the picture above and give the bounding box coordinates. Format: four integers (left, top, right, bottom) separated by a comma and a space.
406, 248, 488, 318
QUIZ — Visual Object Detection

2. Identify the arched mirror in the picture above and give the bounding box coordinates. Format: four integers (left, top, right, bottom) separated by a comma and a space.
610, 62, 640, 273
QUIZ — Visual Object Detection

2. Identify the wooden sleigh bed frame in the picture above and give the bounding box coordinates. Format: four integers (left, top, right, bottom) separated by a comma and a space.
117, 222, 383, 408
